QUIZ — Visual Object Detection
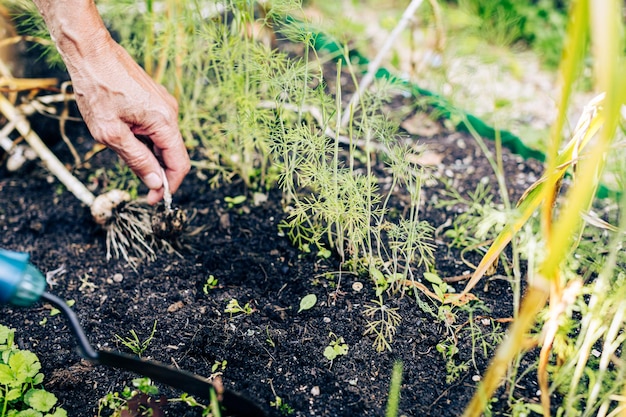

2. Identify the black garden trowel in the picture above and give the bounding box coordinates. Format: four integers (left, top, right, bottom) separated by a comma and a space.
0, 249, 266, 417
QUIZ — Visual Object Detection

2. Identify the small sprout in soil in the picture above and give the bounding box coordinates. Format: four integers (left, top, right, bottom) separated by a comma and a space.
436, 338, 470, 384
224, 299, 254, 317
363, 298, 402, 353
297, 294, 317, 313
203, 275, 219, 294
269, 380, 294, 416
323, 332, 349, 364
114, 320, 158, 358
316, 247, 331, 259
48, 299, 75, 318
270, 395, 295, 416
224, 195, 247, 209
265, 326, 276, 348
211, 359, 227, 373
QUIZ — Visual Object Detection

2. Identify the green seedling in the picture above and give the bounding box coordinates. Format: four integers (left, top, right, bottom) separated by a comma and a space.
0, 324, 67, 417
371, 267, 390, 297
436, 337, 470, 384
423, 272, 450, 302
270, 395, 294, 416
49, 299, 75, 317
211, 360, 227, 373
224, 299, 254, 317
42, 299, 76, 325
265, 326, 276, 348
323, 333, 349, 364
297, 294, 317, 313
370, 266, 403, 298
224, 195, 247, 209
114, 320, 158, 358
203, 275, 219, 294
268, 378, 294, 415
363, 298, 402, 352
98, 377, 210, 417
316, 247, 331, 259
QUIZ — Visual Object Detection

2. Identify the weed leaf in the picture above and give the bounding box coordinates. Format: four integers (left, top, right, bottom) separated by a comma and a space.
24, 388, 58, 412
298, 294, 317, 313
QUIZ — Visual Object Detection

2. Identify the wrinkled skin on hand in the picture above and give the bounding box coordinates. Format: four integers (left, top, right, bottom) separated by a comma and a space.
32, 0, 190, 204
70, 39, 190, 204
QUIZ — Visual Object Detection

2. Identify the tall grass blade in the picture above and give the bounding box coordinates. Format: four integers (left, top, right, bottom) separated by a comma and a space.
462, 0, 625, 414
386, 361, 403, 417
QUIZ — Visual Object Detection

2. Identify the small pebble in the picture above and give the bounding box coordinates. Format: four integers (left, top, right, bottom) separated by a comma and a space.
113, 273, 124, 283
167, 301, 184, 313
311, 386, 320, 396
472, 375, 481, 382
323, 317, 331, 323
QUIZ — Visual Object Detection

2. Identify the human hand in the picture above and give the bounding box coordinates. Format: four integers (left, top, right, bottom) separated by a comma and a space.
33, 0, 190, 204
70, 40, 190, 204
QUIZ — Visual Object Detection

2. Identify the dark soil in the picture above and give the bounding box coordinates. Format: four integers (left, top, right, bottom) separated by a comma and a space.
1, 34, 547, 417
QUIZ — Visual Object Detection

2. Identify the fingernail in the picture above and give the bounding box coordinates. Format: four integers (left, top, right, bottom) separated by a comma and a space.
144, 172, 163, 190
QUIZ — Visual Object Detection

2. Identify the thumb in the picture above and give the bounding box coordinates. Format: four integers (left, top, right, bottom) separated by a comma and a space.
110, 131, 164, 193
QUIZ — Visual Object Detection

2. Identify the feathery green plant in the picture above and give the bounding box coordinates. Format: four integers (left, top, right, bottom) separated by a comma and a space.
11, 0, 439, 354
3, 0, 62, 68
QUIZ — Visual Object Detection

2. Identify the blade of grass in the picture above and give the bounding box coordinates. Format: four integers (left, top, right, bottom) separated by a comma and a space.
462, 282, 550, 417
462, 0, 624, 414
386, 361, 403, 417
454, 92, 604, 303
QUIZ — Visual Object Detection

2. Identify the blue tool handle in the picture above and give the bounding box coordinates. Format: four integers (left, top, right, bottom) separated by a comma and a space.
0, 249, 46, 306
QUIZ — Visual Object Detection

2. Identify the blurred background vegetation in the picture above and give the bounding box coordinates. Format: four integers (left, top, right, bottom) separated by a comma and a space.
303, 0, 586, 154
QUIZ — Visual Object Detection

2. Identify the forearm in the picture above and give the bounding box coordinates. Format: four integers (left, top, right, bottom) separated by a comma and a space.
31, 0, 112, 67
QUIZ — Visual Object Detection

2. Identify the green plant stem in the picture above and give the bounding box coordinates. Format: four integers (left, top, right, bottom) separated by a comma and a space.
386, 361, 403, 417
339, 0, 425, 127
461, 115, 510, 210
463, 282, 549, 417
144, 0, 154, 76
